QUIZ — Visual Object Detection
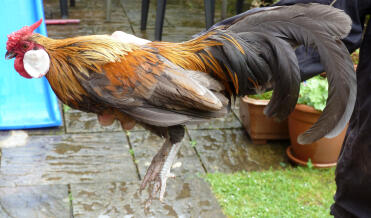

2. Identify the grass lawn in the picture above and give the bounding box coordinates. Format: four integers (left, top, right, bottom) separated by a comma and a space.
205, 166, 336, 218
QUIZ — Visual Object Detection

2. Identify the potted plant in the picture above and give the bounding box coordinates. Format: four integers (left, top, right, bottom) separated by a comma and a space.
240, 91, 289, 145
286, 75, 347, 168
351, 48, 359, 67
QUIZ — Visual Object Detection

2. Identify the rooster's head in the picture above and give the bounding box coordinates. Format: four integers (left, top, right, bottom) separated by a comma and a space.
5, 19, 49, 79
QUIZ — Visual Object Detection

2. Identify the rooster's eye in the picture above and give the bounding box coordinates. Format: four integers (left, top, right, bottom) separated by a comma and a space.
23, 44, 28, 49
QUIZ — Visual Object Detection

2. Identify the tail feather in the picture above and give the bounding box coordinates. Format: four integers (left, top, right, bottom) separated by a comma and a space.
298, 4, 351, 39
223, 3, 356, 144
200, 29, 301, 121
204, 31, 266, 95
237, 32, 300, 120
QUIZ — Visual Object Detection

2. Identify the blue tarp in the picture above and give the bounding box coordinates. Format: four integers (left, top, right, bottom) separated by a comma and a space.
0, 0, 62, 129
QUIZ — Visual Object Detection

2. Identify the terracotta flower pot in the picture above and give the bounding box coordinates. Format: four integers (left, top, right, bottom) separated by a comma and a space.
287, 104, 347, 168
239, 97, 289, 144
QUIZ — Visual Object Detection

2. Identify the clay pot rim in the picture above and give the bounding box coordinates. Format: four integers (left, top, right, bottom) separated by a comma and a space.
241, 96, 270, 105
286, 146, 337, 168
295, 104, 322, 115
241, 98, 324, 114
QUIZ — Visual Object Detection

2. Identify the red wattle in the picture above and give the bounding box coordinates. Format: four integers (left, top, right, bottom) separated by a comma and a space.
14, 56, 32, 79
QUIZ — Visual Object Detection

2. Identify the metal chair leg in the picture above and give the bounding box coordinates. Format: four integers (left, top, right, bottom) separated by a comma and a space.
60, 0, 68, 19
106, 0, 112, 21
236, 0, 244, 14
155, 0, 166, 41
204, 0, 215, 29
221, 0, 228, 19
141, 0, 217, 40
141, 0, 150, 30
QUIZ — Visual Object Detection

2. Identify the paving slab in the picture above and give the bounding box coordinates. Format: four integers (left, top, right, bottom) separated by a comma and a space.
127, 131, 205, 179
135, 26, 205, 42
188, 129, 288, 173
64, 109, 144, 133
187, 112, 242, 130
0, 133, 138, 186
71, 177, 225, 217
120, 0, 206, 42
119, 0, 162, 29
0, 185, 70, 218
46, 0, 133, 39
64, 109, 122, 133
25, 127, 65, 136
91, 23, 133, 35
232, 108, 243, 124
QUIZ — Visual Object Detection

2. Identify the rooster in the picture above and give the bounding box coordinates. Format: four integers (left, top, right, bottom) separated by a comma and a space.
5, 3, 356, 201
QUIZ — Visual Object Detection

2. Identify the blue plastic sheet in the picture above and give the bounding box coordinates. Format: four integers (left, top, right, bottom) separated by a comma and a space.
0, 0, 62, 129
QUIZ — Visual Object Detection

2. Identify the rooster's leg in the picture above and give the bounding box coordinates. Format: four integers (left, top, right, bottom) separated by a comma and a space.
140, 125, 185, 202
140, 138, 182, 201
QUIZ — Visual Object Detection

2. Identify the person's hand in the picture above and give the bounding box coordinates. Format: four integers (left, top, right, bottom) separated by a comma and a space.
97, 109, 136, 130
97, 110, 115, 126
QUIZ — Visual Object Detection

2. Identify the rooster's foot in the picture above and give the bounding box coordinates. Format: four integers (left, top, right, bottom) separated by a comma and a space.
140, 139, 182, 203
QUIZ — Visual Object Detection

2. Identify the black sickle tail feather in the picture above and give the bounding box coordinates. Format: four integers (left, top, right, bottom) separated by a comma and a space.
204, 3, 355, 144
204, 31, 271, 94
237, 32, 300, 120
203, 30, 301, 121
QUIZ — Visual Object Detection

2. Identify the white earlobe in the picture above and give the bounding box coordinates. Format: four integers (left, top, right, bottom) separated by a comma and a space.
23, 49, 50, 78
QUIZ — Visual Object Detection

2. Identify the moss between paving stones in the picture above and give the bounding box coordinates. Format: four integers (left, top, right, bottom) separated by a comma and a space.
205, 167, 335, 218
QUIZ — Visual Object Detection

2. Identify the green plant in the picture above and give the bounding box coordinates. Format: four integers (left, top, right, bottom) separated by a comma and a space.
248, 75, 328, 111
307, 158, 313, 169
68, 192, 74, 201
63, 104, 71, 112
189, 140, 197, 148
248, 90, 273, 100
351, 49, 360, 65
298, 75, 328, 111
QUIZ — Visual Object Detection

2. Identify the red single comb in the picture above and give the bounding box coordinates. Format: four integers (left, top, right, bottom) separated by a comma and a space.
29, 18, 43, 32
6, 19, 43, 50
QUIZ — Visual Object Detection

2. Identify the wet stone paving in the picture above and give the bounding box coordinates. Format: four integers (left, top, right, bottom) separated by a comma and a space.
0, 0, 289, 217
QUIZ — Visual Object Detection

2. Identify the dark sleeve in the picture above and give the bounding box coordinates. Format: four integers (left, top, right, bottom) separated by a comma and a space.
275, 0, 364, 80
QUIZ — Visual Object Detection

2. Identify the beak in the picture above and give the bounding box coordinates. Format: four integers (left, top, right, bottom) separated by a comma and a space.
5, 51, 16, 60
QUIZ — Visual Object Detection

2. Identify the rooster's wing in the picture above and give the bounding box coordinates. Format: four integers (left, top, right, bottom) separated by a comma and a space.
75, 48, 229, 127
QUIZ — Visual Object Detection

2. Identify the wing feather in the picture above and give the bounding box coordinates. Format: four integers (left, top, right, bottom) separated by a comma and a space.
74, 49, 228, 127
